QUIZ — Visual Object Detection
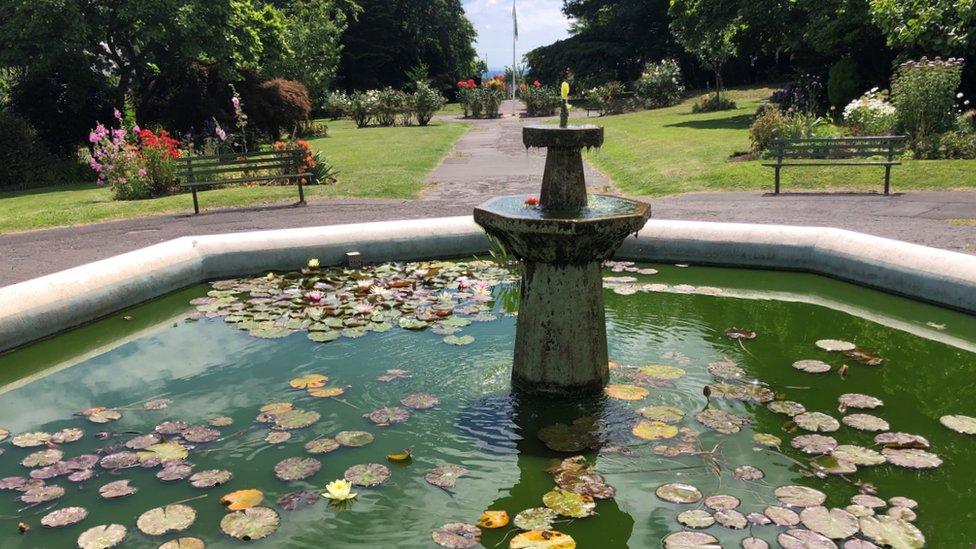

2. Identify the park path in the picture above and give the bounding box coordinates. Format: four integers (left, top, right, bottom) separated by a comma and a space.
1, 107, 974, 287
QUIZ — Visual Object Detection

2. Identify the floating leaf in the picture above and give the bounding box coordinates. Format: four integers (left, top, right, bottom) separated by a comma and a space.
791, 434, 837, 455
308, 330, 340, 343
136, 504, 196, 536
793, 359, 832, 374
158, 538, 206, 549
425, 465, 467, 488
834, 445, 886, 466
889, 496, 917, 509
21, 485, 65, 503
387, 448, 413, 462
816, 339, 856, 352
155, 421, 189, 435
274, 457, 321, 481
50, 428, 84, 444
811, 455, 857, 476
80, 407, 122, 424
764, 506, 801, 526
510, 530, 576, 548
432, 523, 480, 548
636, 406, 684, 423
401, 393, 440, 409
543, 488, 595, 517
220, 507, 280, 541
477, 510, 509, 529
656, 483, 702, 504
336, 430, 374, 447
881, 448, 942, 469
859, 515, 925, 548
305, 438, 340, 454
0, 428, 7, 442
514, 507, 558, 531
99, 480, 137, 499
940, 414, 976, 435
273, 409, 320, 430
839, 394, 884, 409
265, 431, 291, 444
277, 490, 320, 511
707, 382, 774, 403
308, 386, 346, 398
662, 531, 720, 548
344, 463, 391, 487
777, 529, 836, 549
741, 538, 769, 549
874, 432, 930, 449
157, 462, 193, 481
632, 420, 678, 441
844, 347, 884, 365
443, 335, 475, 345
852, 494, 886, 508
753, 433, 783, 448
21, 449, 63, 468
768, 400, 806, 416
182, 426, 220, 443
189, 469, 233, 488
794, 412, 840, 433
696, 408, 748, 434
724, 327, 756, 339
221, 489, 264, 510
364, 406, 411, 427
260, 402, 293, 414
800, 506, 859, 539
604, 384, 649, 400
289, 374, 329, 389
714, 509, 748, 529
707, 358, 745, 380
139, 442, 188, 463
775, 485, 827, 507
77, 524, 126, 549
638, 364, 686, 379
143, 399, 171, 410
125, 434, 161, 450
41, 507, 88, 528
733, 465, 764, 481
704, 494, 740, 511
843, 414, 889, 432
678, 509, 716, 528
11, 432, 51, 448
888, 507, 917, 522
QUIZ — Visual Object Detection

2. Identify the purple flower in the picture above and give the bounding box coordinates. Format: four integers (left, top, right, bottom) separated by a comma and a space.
113, 108, 122, 120
215, 125, 227, 141
231, 96, 240, 109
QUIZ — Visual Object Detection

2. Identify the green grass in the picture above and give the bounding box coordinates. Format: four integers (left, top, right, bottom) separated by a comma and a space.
584, 87, 976, 196
435, 103, 465, 117
0, 119, 467, 234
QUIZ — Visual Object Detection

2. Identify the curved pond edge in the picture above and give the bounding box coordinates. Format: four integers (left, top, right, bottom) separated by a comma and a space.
1, 216, 973, 353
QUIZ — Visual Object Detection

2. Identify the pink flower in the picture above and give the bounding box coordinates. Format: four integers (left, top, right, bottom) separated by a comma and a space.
132, 125, 141, 134
138, 168, 147, 177
305, 290, 324, 303
215, 126, 227, 141
231, 96, 240, 109
113, 109, 122, 120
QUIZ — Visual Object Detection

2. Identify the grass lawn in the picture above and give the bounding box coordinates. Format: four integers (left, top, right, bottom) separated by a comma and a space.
435, 103, 465, 117
0, 119, 467, 234
585, 87, 976, 196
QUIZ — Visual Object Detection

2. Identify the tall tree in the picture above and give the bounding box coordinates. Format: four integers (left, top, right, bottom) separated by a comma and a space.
669, 0, 741, 101
869, 0, 976, 56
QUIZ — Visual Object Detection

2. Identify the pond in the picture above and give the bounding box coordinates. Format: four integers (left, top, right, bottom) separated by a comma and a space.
0, 259, 974, 548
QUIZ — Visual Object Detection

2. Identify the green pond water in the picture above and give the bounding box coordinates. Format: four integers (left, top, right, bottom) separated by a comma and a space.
0, 262, 974, 548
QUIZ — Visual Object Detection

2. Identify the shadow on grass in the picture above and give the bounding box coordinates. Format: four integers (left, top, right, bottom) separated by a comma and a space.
0, 182, 100, 199
665, 113, 754, 130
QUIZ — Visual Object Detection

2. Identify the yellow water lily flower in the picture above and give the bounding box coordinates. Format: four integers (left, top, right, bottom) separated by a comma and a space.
561, 81, 570, 99
323, 479, 357, 501
265, 272, 276, 280
307, 258, 320, 268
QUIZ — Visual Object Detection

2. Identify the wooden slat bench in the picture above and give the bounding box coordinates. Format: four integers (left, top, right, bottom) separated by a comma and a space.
178, 149, 311, 214
763, 136, 906, 195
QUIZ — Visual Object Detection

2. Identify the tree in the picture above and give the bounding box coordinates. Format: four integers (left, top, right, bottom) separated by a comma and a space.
669, 0, 741, 102
869, 0, 976, 56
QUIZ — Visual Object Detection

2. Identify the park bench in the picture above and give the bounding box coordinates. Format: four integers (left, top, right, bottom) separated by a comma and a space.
178, 149, 310, 214
764, 136, 906, 195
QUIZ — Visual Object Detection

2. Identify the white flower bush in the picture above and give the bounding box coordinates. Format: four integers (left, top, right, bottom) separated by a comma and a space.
843, 88, 898, 136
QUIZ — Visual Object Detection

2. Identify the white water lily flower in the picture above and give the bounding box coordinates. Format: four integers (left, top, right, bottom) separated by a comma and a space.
323, 479, 357, 501
307, 258, 320, 268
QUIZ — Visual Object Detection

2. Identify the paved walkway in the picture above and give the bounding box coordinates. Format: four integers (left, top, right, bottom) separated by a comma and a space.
1, 108, 974, 287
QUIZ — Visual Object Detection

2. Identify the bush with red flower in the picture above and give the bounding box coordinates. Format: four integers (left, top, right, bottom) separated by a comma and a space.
87, 109, 183, 200
272, 139, 336, 185
520, 81, 561, 117
457, 76, 506, 119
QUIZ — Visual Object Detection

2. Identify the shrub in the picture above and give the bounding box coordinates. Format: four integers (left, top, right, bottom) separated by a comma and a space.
478, 77, 507, 118
586, 81, 629, 116
412, 82, 447, 126
937, 131, 976, 159
635, 59, 685, 109
375, 87, 406, 126
87, 110, 183, 200
273, 140, 337, 184
0, 111, 56, 191
322, 91, 350, 120
246, 79, 313, 139
770, 74, 824, 114
349, 90, 378, 128
456, 78, 477, 117
749, 106, 828, 152
827, 58, 861, 110
891, 57, 963, 143
136, 128, 181, 197
520, 81, 560, 117
295, 120, 328, 138
842, 88, 898, 136
691, 94, 736, 113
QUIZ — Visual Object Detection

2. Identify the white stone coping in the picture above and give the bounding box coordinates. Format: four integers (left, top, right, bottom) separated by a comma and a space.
1, 216, 973, 353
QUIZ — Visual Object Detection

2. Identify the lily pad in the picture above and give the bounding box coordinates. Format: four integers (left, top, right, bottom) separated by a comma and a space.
77, 524, 126, 549
364, 406, 411, 427
182, 426, 221, 443
308, 330, 340, 343
21, 484, 65, 503
724, 327, 757, 340
514, 507, 558, 531
273, 409, 320, 430
852, 495, 886, 508
139, 442, 188, 463
143, 399, 172, 410
638, 364, 686, 379
401, 393, 440, 409
791, 434, 838, 455
305, 438, 340, 454
816, 339, 856, 352
859, 516, 925, 548
509, 530, 575, 548
662, 531, 720, 548
753, 433, 783, 448
707, 358, 745, 380
794, 412, 840, 433
706, 382, 774, 403
220, 507, 280, 541
308, 386, 346, 398
158, 538, 206, 549
99, 480, 137, 499
778, 529, 838, 549
678, 509, 716, 528
637, 406, 684, 423
656, 482, 703, 504
136, 504, 196, 536
765, 506, 801, 526
100, 452, 140, 470
733, 465, 765, 481
696, 408, 748, 434
889, 497, 917, 509
714, 509, 748, 529
775, 485, 827, 507
843, 347, 884, 365
874, 432, 929, 449
632, 420, 679, 441
274, 457, 321, 481
800, 506, 859, 539
41, 506, 88, 528
157, 462, 193, 481
543, 488, 595, 517
704, 494, 740, 511
432, 523, 481, 548
21, 449, 63, 467
443, 335, 475, 345
742, 538, 770, 549
82, 407, 122, 424
336, 430, 374, 447
189, 469, 233, 488
50, 428, 85, 444
833, 445, 886, 466
476, 510, 509, 529
344, 463, 390, 487
839, 394, 884, 409
793, 360, 832, 374
265, 431, 291, 444
881, 448, 942, 469
940, 414, 976, 435
220, 489, 264, 510
604, 384, 649, 400
155, 421, 189, 435
11, 432, 52, 448
769, 400, 806, 416
842, 414, 889, 432
425, 465, 467, 488
125, 434, 162, 450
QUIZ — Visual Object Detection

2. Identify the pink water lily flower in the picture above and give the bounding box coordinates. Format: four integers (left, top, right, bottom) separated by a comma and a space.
305, 290, 324, 303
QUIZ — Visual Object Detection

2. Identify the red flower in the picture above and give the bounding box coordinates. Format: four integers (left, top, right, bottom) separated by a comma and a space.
533, 80, 542, 88
524, 196, 540, 206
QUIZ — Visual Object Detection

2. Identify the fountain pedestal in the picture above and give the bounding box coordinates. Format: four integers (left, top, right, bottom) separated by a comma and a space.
474, 124, 650, 396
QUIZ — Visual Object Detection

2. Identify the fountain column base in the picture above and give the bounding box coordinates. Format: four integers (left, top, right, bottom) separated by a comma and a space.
512, 261, 609, 395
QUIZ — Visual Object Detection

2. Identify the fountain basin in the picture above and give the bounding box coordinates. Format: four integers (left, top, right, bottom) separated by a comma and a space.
523, 124, 604, 149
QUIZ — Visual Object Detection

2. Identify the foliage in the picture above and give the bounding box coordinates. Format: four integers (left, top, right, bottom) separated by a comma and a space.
375, 88, 407, 127
349, 91, 379, 128
246, 79, 313, 139
585, 82, 630, 116
295, 120, 329, 139
411, 83, 448, 126
520, 81, 561, 117
635, 59, 685, 109
669, 0, 740, 102
137, 129, 182, 197
770, 74, 824, 115
869, 0, 976, 55
827, 59, 862, 111
456, 77, 505, 119
843, 89, 898, 136
891, 57, 964, 144
0, 111, 56, 191
87, 110, 182, 201
273, 140, 337, 185
692, 94, 737, 113
322, 91, 351, 120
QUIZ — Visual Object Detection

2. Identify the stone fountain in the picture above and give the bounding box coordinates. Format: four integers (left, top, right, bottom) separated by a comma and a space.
474, 90, 651, 396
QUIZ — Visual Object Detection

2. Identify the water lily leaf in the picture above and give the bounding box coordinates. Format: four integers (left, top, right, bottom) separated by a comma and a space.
68, 469, 94, 482
344, 463, 390, 487
158, 538, 206, 549
139, 442, 188, 463
41, 506, 88, 528
764, 506, 801, 526
143, 399, 171, 410
21, 485, 65, 503
741, 538, 769, 549
604, 384, 649, 400
889, 496, 917, 509
543, 488, 595, 517
777, 528, 837, 549
637, 406, 684, 423
794, 412, 840, 433
398, 318, 429, 330
816, 339, 856, 352
364, 406, 411, 427
221, 489, 264, 510
940, 414, 976, 435
183, 425, 221, 443
733, 465, 765, 481
638, 364, 686, 379
874, 432, 929, 449
843, 347, 884, 365
274, 457, 321, 481
189, 469, 233, 488
753, 433, 783, 448
678, 509, 716, 528
696, 408, 748, 434
510, 530, 576, 548
833, 445, 886, 466
99, 480, 137, 499
0, 428, 7, 442
308, 330, 340, 343
655, 482, 703, 504
289, 374, 329, 389
632, 420, 679, 441
77, 524, 126, 549
514, 507, 558, 531
791, 434, 837, 455
662, 531, 721, 548
707, 358, 745, 380
843, 414, 889, 432
432, 523, 480, 548
800, 506, 859, 539
768, 400, 806, 416
50, 428, 84, 444
21, 449, 63, 467
277, 490, 320, 511
157, 462, 193, 481
401, 393, 440, 409
881, 448, 942, 469
724, 327, 756, 339
273, 409, 320, 430
846, 504, 875, 518
220, 507, 280, 541
308, 386, 346, 398
704, 494, 740, 511
125, 434, 161, 450
441, 334, 475, 345
859, 515, 925, 548
79, 407, 122, 424
888, 507, 917, 522
843, 540, 880, 549
425, 465, 467, 488
706, 382, 774, 403
136, 504, 196, 536
477, 510, 509, 529
775, 485, 827, 507
11, 432, 52, 448
852, 495, 886, 508
793, 360, 832, 374
265, 431, 291, 444
305, 438, 340, 454
336, 430, 374, 447
839, 394, 884, 409
376, 369, 413, 382
387, 448, 413, 462
714, 509, 748, 529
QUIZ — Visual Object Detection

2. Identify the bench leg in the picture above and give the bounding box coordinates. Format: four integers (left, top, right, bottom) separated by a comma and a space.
297, 179, 305, 204
192, 188, 199, 214
883, 165, 891, 195
774, 166, 781, 195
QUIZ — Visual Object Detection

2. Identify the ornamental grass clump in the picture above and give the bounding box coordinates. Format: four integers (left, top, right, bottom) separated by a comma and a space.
843, 88, 898, 136
891, 57, 963, 144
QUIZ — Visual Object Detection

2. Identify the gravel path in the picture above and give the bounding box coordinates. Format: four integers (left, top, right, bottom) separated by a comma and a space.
1, 109, 973, 287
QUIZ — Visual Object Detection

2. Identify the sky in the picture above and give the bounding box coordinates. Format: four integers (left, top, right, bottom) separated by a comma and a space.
462, 0, 572, 71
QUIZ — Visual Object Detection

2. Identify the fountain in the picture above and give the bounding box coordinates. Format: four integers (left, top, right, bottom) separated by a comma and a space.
474, 84, 651, 396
